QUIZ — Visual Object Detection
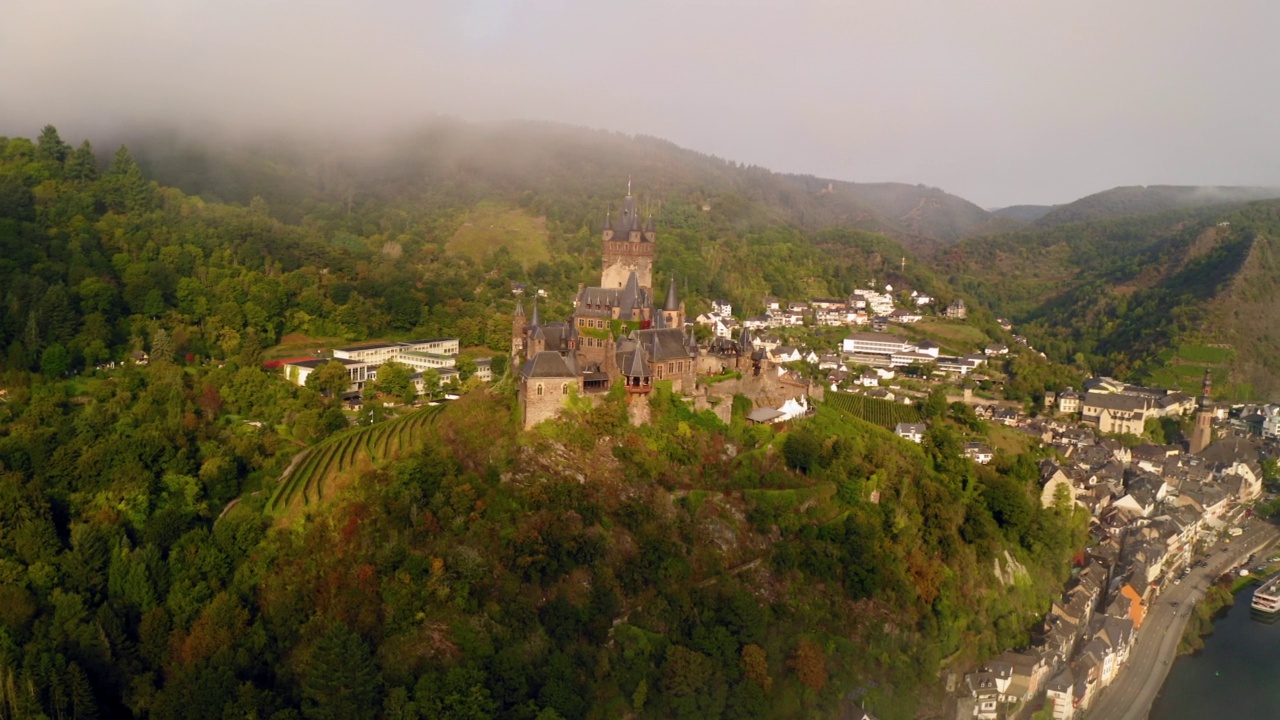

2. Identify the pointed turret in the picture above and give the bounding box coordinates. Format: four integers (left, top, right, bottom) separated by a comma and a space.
604, 210, 613, 231
1200, 368, 1213, 404
514, 300, 524, 317
618, 270, 640, 319
653, 307, 666, 328
664, 277, 680, 311
645, 214, 655, 233
625, 344, 650, 378
530, 298, 540, 327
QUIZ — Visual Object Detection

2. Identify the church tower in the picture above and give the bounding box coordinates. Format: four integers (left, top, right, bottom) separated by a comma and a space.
1190, 369, 1213, 454
600, 184, 654, 291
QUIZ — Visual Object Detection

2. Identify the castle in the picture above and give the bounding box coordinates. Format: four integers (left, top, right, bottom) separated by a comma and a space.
513, 188, 700, 427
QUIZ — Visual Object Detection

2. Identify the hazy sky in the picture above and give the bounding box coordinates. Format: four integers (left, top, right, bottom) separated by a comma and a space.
4, 0, 1279, 207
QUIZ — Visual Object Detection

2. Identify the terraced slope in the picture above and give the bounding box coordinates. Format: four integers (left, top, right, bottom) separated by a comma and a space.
824, 391, 921, 429
267, 404, 446, 514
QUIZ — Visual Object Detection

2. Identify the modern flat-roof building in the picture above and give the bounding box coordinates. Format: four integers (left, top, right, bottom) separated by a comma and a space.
842, 333, 916, 356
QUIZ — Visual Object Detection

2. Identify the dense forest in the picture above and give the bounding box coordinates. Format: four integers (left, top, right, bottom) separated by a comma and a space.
0, 124, 1089, 718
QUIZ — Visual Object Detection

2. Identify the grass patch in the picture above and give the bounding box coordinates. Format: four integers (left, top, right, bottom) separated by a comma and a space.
1176, 344, 1235, 364
446, 202, 551, 269
986, 424, 1033, 456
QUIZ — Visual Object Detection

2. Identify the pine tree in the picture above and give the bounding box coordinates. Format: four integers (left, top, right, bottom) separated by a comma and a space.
302, 625, 382, 720
65, 141, 100, 182
101, 145, 159, 214
36, 124, 70, 164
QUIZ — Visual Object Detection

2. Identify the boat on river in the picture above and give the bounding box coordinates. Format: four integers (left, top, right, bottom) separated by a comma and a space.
1250, 575, 1280, 613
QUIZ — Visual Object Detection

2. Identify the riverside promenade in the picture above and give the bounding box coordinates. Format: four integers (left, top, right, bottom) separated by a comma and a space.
1085, 521, 1279, 720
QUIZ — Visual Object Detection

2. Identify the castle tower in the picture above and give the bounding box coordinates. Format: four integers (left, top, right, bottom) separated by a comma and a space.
1190, 369, 1213, 454
511, 301, 527, 364
661, 277, 685, 329
601, 189, 654, 291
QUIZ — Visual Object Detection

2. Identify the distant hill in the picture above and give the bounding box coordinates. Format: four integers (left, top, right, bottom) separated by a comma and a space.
935, 201, 1280, 399
990, 205, 1056, 223
118, 119, 1014, 245
1034, 185, 1280, 227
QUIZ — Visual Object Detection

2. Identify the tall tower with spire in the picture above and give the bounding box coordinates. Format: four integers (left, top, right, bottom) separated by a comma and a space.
600, 186, 655, 290
661, 277, 685, 330
1190, 369, 1214, 454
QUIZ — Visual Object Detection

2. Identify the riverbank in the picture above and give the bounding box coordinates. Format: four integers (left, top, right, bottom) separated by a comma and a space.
1151, 581, 1280, 719
1179, 565, 1280, 654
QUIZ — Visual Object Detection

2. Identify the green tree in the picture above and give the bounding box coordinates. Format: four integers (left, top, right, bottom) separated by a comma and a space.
922, 388, 948, 419
40, 343, 71, 377
65, 140, 99, 182
660, 645, 724, 719
373, 361, 414, 402
101, 145, 159, 214
306, 360, 352, 400
456, 356, 477, 381
302, 625, 382, 720
421, 368, 441, 399
36, 124, 70, 164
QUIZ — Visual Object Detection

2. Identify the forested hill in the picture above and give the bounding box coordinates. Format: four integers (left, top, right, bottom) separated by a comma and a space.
0, 126, 1085, 720
934, 200, 1280, 399
1033, 185, 1280, 227
117, 119, 1021, 245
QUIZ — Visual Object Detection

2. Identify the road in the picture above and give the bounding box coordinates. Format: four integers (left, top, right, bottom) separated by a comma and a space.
1085, 520, 1279, 720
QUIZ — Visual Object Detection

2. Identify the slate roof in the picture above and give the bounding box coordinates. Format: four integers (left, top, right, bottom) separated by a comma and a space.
1082, 391, 1151, 413
520, 351, 578, 379
575, 283, 654, 318
663, 277, 680, 311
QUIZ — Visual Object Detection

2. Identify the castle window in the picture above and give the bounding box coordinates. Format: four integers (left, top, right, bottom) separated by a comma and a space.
562, 383, 569, 395
536, 383, 544, 396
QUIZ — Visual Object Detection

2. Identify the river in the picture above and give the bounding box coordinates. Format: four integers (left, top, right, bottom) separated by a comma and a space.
1149, 582, 1280, 719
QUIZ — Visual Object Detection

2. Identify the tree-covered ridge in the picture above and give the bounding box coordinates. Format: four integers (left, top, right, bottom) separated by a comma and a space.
935, 201, 1280, 399
1, 124, 982, 376
121, 119, 1020, 245
1034, 184, 1280, 228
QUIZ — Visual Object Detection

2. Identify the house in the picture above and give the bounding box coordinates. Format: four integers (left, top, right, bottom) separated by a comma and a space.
889, 308, 923, 323
984, 343, 1009, 356
964, 442, 995, 464
859, 371, 880, 387
818, 353, 842, 370
1080, 391, 1151, 436
966, 665, 1013, 720
770, 346, 802, 363
945, 299, 967, 319
762, 295, 781, 312
1043, 668, 1075, 720
711, 299, 733, 316
1058, 388, 1081, 414
895, 423, 927, 443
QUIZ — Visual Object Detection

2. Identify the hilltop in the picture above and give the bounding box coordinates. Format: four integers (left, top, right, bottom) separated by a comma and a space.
1034, 185, 1280, 227
990, 204, 1056, 223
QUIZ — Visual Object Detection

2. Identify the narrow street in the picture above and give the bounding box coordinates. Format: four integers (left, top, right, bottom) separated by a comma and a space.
1085, 521, 1279, 720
